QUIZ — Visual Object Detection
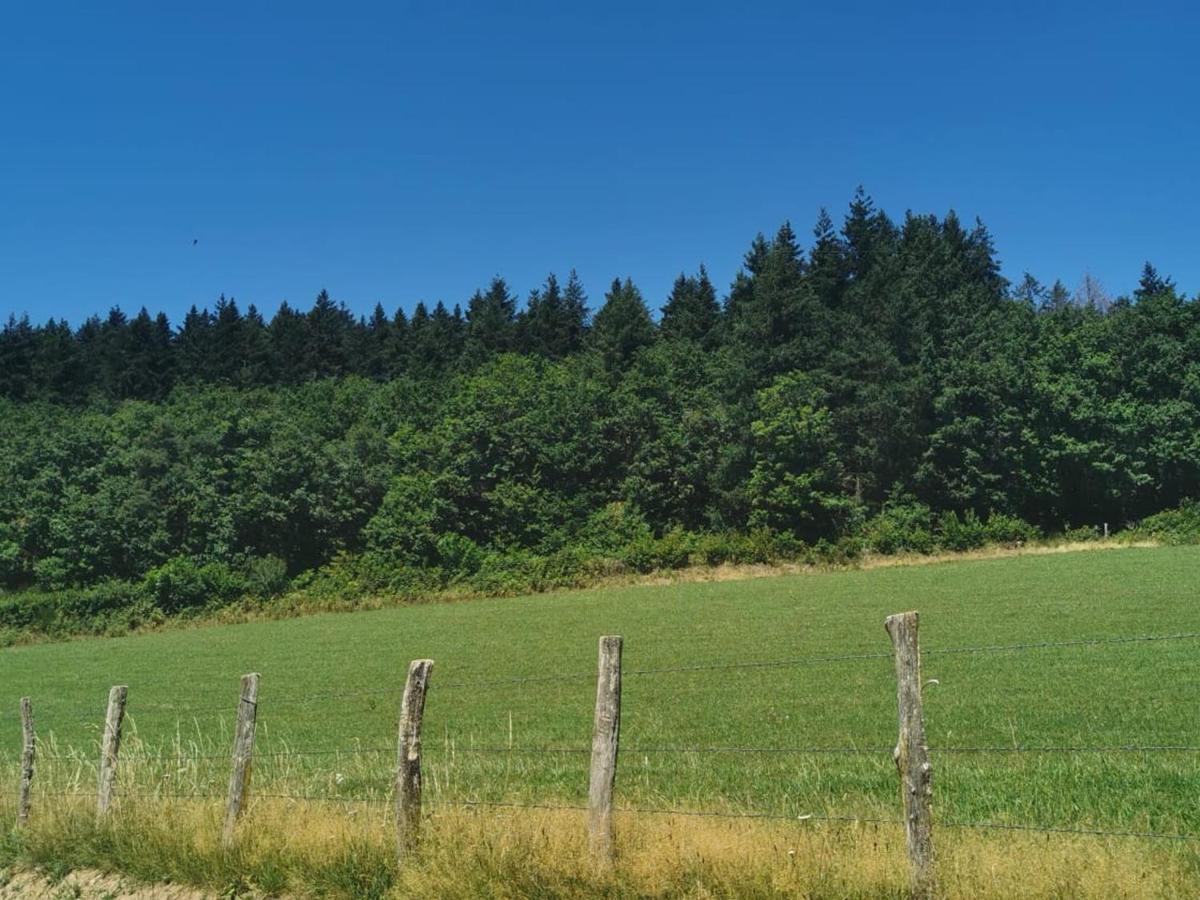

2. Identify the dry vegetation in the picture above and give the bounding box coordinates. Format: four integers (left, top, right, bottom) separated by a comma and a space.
2, 796, 1197, 899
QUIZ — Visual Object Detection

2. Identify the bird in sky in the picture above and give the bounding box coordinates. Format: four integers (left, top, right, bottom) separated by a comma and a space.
192, 238, 198, 246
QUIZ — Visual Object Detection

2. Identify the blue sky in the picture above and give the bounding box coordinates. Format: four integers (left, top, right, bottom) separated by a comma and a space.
2, 1, 1198, 326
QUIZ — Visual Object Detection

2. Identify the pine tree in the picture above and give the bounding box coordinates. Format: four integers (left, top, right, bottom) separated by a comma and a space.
306, 289, 353, 378
98, 307, 131, 398
389, 307, 410, 376
35, 318, 85, 402
520, 272, 586, 358
588, 277, 656, 368
176, 305, 214, 382
430, 301, 465, 368
123, 307, 173, 399
1013, 273, 1046, 308
362, 302, 393, 379
211, 295, 245, 383
807, 208, 848, 310
241, 304, 274, 385
660, 266, 720, 346
0, 315, 36, 401
465, 277, 518, 360
1135, 262, 1175, 300
562, 269, 590, 351
269, 301, 309, 384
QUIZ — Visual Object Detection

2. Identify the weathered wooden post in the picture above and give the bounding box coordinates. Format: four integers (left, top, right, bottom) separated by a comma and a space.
588, 635, 623, 864
222, 672, 260, 847
885, 611, 935, 899
395, 658, 434, 863
17, 697, 35, 827
97, 685, 128, 820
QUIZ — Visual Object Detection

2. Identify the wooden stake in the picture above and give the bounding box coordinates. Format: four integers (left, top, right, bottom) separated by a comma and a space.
885, 611, 935, 899
17, 697, 35, 827
588, 635, 623, 864
222, 672, 260, 848
97, 685, 128, 820
395, 658, 434, 863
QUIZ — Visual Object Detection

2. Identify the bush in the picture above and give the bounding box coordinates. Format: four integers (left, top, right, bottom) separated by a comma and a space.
936, 510, 988, 552
860, 504, 935, 555
983, 513, 1041, 546
244, 555, 290, 598
434, 533, 485, 581
1127, 501, 1200, 545
1062, 525, 1100, 543
580, 503, 654, 555
142, 558, 247, 615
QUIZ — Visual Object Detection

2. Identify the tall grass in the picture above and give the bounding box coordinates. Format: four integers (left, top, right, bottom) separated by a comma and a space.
2, 792, 1198, 899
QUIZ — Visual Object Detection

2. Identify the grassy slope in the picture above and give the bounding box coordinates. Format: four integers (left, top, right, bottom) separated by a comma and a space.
0, 545, 1197, 835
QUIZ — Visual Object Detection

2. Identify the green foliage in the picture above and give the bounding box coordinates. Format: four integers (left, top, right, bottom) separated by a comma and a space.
860, 503, 936, 555
747, 373, 858, 539
1127, 500, 1200, 545
983, 512, 1041, 546
936, 509, 989, 552
142, 557, 247, 614
244, 555, 290, 598
1, 193, 1199, 641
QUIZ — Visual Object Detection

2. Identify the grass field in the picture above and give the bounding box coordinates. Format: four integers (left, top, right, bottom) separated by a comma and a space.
0, 545, 1198, 896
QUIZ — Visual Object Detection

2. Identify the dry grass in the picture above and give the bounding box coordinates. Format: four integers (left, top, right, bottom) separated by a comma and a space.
4, 794, 1197, 899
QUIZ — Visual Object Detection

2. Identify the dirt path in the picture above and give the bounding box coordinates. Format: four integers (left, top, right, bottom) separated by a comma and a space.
0, 869, 222, 900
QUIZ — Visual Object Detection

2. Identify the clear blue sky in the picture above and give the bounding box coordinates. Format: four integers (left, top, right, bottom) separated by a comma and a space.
2, 1, 1198, 326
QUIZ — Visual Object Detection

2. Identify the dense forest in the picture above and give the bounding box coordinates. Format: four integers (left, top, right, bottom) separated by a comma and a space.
2, 191, 1198, 636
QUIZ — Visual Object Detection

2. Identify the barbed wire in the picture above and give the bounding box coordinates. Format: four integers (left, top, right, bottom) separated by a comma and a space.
17, 740, 1200, 764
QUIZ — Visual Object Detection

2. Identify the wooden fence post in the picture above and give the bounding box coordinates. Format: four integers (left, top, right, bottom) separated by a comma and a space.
222, 672, 260, 847
588, 635, 623, 864
395, 658, 433, 863
17, 697, 35, 827
96, 685, 128, 821
885, 611, 935, 899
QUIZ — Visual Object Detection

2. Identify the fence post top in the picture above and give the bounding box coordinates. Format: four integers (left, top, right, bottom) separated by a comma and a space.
599, 634, 623, 646
885, 610, 919, 628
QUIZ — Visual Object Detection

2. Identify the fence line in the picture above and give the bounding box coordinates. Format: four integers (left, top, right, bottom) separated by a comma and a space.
8, 614, 1200, 885
23, 741, 1200, 764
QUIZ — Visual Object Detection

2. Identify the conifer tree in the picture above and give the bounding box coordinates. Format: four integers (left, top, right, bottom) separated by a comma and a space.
465, 277, 518, 359
588, 277, 656, 368
660, 266, 720, 346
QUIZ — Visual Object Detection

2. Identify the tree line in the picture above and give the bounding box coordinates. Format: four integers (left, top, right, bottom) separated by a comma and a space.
1, 190, 1197, 613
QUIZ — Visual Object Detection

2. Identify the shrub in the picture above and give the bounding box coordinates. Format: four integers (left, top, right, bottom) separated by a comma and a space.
434, 533, 485, 581
1062, 525, 1100, 543
860, 504, 935, 555
580, 503, 653, 556
244, 555, 290, 598
1127, 501, 1200, 545
142, 558, 247, 615
32, 556, 72, 591
983, 513, 1041, 546
936, 510, 987, 552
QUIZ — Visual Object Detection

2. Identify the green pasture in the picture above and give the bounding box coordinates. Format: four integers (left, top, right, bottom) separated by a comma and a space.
0, 546, 1197, 836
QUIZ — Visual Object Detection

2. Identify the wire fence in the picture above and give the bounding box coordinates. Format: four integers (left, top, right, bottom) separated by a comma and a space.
5, 625, 1199, 857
